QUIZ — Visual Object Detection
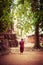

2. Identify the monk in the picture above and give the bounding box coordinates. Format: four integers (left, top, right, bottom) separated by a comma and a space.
19, 39, 24, 53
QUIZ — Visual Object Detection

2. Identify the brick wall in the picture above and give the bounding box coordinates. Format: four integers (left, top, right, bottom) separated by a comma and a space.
27, 34, 43, 43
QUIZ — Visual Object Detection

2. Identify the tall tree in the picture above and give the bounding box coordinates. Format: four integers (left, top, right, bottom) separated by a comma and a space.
31, 0, 43, 48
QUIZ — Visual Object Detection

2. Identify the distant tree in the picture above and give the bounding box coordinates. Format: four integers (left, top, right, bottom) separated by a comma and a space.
14, 0, 33, 37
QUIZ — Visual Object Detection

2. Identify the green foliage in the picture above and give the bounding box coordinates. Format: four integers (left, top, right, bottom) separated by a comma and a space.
14, 0, 34, 36
0, 0, 14, 32
31, 0, 43, 31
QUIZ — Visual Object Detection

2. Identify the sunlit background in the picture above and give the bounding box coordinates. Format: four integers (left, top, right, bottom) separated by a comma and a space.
11, 0, 43, 48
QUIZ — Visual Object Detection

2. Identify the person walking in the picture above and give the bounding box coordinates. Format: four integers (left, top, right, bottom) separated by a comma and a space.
19, 39, 24, 53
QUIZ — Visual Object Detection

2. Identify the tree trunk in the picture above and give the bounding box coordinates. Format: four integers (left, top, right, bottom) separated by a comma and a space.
34, 23, 41, 49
